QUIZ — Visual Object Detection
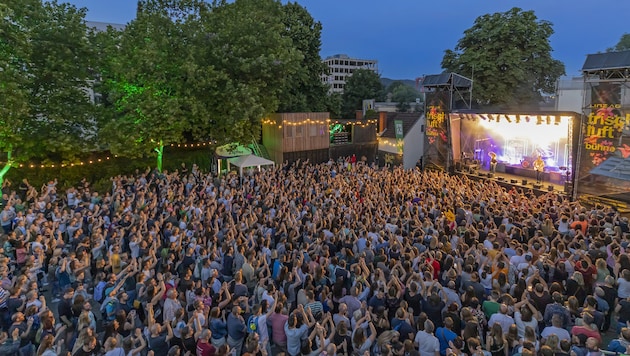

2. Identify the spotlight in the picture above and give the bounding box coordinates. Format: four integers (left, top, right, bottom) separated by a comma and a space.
515, 115, 521, 123
554, 116, 561, 125
525, 116, 531, 123
546, 116, 551, 125
536, 116, 542, 125
504, 114, 512, 123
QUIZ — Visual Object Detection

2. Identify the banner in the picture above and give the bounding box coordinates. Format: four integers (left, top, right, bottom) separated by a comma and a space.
394, 120, 404, 153
423, 91, 450, 169
576, 82, 630, 200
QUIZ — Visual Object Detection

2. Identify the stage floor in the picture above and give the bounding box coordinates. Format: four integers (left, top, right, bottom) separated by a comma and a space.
457, 167, 569, 196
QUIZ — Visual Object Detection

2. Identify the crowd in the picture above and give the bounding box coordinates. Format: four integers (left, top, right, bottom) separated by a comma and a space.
1, 158, 630, 356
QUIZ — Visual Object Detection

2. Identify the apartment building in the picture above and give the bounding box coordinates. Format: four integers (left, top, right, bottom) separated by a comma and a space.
321, 54, 378, 93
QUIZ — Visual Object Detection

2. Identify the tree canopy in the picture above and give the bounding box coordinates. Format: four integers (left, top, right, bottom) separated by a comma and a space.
341, 69, 384, 119
96, 0, 302, 170
0, 0, 96, 184
387, 81, 421, 112
2, 0, 330, 176
441, 7, 565, 108
97, 0, 205, 172
608, 33, 630, 52
276, 2, 329, 113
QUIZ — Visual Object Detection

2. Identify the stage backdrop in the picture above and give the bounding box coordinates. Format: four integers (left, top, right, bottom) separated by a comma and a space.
576, 82, 630, 201
423, 91, 450, 170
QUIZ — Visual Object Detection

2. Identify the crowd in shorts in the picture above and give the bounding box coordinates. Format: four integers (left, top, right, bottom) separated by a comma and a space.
1, 158, 630, 356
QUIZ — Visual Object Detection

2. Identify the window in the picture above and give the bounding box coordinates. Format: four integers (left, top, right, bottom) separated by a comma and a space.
309, 124, 317, 137
295, 125, 303, 137
285, 125, 293, 138
320, 125, 327, 136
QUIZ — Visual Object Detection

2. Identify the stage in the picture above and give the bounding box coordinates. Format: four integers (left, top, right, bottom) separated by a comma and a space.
455, 166, 570, 197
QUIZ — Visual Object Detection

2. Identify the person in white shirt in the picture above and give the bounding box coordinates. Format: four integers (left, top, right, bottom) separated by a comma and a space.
415, 319, 440, 356
541, 314, 571, 342
488, 304, 514, 335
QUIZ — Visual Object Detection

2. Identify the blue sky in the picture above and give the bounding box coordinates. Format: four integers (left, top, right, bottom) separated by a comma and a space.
66, 0, 630, 80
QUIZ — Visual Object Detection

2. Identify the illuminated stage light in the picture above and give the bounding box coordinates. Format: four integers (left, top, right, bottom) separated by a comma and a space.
476, 114, 570, 167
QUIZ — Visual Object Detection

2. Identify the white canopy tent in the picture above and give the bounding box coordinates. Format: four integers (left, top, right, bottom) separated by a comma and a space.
227, 154, 275, 176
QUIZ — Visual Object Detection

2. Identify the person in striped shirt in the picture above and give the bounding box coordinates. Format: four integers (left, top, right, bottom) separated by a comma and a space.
304, 290, 323, 318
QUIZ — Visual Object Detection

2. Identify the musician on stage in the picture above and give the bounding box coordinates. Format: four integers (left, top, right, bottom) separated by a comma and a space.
489, 152, 498, 173
533, 156, 545, 183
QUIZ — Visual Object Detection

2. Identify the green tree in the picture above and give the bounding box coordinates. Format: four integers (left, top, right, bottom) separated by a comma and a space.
190, 0, 300, 146
276, 2, 329, 113
0, 0, 96, 185
389, 83, 421, 112
341, 69, 384, 119
97, 0, 200, 172
607, 33, 630, 52
441, 7, 565, 108
327, 92, 343, 119
386, 80, 407, 95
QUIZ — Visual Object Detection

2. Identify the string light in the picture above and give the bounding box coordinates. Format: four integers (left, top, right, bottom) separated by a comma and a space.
263, 118, 378, 129
1, 140, 215, 169
377, 139, 402, 149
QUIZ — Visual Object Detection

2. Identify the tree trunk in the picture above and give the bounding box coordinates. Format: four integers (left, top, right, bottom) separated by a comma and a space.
0, 164, 11, 187
0, 149, 13, 187
155, 141, 164, 172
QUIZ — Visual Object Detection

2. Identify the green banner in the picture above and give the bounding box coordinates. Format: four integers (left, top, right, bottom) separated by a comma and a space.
395, 120, 404, 153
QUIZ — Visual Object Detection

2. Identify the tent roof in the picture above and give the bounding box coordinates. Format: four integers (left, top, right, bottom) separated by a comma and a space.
215, 143, 252, 158
227, 154, 275, 168
582, 50, 630, 72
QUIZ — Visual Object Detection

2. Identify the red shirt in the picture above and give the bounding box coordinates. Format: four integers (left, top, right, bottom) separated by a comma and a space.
427, 258, 441, 280
196, 339, 216, 356
570, 325, 601, 344
575, 263, 597, 286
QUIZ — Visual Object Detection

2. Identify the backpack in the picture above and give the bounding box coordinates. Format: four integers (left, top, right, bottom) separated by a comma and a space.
246, 315, 259, 334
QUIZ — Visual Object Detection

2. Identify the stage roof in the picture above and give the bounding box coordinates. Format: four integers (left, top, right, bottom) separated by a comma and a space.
420, 73, 472, 89
582, 50, 630, 72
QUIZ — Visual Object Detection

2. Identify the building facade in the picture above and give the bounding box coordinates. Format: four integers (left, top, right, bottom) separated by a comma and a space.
321, 54, 378, 93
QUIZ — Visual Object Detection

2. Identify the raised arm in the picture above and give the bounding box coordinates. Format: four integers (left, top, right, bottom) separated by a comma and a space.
130, 328, 147, 356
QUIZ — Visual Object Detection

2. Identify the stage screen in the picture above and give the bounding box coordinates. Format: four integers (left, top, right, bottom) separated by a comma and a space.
576, 82, 630, 201
457, 113, 573, 176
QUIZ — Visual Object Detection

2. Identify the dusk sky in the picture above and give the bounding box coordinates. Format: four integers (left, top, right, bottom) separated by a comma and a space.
66, 0, 630, 80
